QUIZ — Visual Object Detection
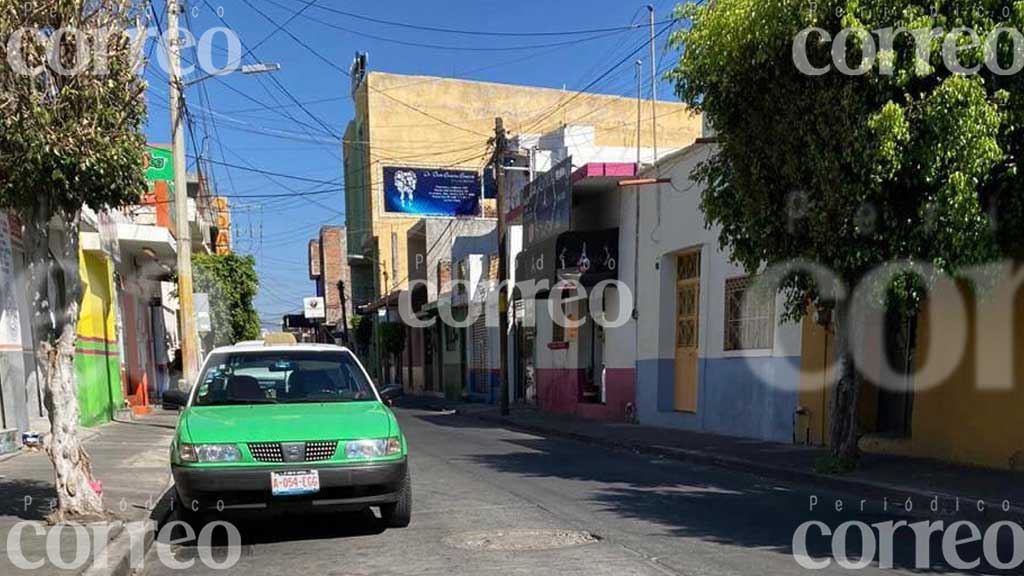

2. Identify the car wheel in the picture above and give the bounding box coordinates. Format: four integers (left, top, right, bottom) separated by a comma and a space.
174, 493, 204, 529
380, 470, 411, 528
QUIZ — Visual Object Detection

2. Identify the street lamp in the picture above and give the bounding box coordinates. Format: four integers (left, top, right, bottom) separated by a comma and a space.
183, 62, 281, 87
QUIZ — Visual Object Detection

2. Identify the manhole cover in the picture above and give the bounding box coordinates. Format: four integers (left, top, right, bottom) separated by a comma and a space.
443, 529, 599, 551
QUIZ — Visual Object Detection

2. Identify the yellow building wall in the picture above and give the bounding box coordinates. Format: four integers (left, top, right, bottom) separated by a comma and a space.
348, 71, 703, 296
862, 284, 1024, 470
75, 249, 123, 427
797, 314, 833, 446
800, 284, 1024, 471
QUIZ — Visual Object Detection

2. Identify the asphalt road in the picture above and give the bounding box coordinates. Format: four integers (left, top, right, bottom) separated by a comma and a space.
142, 408, 1013, 576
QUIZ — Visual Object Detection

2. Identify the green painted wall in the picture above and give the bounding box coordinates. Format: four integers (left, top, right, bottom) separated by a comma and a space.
75, 249, 123, 428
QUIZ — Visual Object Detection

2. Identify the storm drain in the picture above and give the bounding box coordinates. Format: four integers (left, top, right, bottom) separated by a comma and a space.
443, 529, 599, 551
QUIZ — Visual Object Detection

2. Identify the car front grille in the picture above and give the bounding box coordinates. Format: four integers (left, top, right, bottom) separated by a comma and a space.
304, 441, 338, 462
247, 441, 338, 463
248, 442, 283, 463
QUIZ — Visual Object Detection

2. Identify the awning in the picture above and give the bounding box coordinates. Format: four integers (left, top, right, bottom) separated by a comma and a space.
117, 223, 177, 262
515, 228, 619, 290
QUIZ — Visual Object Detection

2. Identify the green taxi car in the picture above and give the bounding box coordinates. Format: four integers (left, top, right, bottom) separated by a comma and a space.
163, 341, 410, 527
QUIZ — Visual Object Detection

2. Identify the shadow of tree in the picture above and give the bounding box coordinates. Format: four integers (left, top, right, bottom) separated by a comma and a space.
410, 411, 1018, 574
0, 478, 57, 521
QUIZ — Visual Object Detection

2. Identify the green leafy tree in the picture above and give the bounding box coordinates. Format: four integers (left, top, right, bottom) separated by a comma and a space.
0, 0, 147, 520
350, 315, 372, 357
193, 253, 261, 347
670, 0, 1024, 465
380, 322, 405, 356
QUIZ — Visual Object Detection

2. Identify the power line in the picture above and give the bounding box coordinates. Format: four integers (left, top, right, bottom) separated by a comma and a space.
521, 19, 677, 135
239, 0, 489, 138
145, 1, 337, 141
261, 0, 630, 52
281, 0, 679, 38
185, 155, 342, 185
199, 0, 343, 140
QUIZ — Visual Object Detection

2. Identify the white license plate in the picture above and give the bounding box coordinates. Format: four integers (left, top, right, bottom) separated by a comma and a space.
271, 470, 320, 496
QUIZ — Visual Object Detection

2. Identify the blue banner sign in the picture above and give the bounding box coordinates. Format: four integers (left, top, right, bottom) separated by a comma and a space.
523, 156, 572, 244
383, 166, 481, 216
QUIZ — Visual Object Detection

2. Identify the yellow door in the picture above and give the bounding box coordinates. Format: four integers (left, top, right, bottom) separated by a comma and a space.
674, 251, 700, 412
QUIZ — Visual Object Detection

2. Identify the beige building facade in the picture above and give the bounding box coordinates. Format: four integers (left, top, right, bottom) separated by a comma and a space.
343, 66, 702, 306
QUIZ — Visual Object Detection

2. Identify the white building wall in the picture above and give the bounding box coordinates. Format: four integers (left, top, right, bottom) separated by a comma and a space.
633, 143, 803, 442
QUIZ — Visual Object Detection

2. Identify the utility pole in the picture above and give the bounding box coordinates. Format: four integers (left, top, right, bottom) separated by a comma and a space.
634, 59, 643, 327
337, 280, 350, 345
168, 0, 198, 387
648, 5, 659, 165
494, 118, 510, 417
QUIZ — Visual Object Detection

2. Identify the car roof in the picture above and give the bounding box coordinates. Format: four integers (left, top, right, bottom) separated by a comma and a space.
208, 342, 354, 355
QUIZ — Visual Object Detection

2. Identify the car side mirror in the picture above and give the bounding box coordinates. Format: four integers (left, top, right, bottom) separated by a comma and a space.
162, 389, 189, 411
378, 385, 402, 405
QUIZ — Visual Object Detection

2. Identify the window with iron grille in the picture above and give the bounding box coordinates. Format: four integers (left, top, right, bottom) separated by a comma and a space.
724, 276, 774, 351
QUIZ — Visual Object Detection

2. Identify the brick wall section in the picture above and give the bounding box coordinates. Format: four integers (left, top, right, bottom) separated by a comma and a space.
316, 226, 352, 326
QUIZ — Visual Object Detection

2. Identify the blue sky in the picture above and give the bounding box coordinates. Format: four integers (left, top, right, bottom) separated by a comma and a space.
142, 0, 685, 328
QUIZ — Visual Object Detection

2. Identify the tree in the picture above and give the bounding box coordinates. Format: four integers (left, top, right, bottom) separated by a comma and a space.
192, 253, 260, 347
350, 315, 372, 357
0, 1, 147, 519
380, 322, 405, 356
670, 0, 1024, 465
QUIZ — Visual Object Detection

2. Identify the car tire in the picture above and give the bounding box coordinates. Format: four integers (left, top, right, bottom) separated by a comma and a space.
175, 493, 204, 529
380, 469, 411, 528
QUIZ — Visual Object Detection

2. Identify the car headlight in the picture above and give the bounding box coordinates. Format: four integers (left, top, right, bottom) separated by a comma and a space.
346, 437, 401, 459
179, 443, 241, 463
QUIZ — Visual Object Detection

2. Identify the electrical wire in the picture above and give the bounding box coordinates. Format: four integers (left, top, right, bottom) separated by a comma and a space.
238, 0, 489, 138
282, 0, 679, 38
520, 20, 677, 136
260, 0, 630, 53
186, 155, 342, 185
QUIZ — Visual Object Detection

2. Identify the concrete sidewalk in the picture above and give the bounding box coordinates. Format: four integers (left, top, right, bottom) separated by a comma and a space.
398, 396, 1024, 520
0, 410, 177, 576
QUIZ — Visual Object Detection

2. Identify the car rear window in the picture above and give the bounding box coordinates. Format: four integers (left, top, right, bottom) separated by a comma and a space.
192, 350, 375, 406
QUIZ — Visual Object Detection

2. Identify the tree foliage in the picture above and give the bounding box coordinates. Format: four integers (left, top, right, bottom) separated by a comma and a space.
0, 0, 148, 520
669, 0, 1024, 463
0, 1, 147, 220
350, 315, 372, 357
193, 253, 261, 346
380, 322, 405, 356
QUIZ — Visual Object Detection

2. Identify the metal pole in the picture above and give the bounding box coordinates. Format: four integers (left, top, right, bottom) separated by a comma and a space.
168, 0, 198, 388
495, 118, 510, 417
338, 280, 350, 345
648, 5, 659, 165
634, 59, 643, 334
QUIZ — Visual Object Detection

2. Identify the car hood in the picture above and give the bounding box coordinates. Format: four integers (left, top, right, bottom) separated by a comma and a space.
182, 402, 394, 444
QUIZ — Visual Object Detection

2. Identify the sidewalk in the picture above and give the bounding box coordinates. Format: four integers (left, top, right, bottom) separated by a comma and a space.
0, 410, 177, 576
398, 396, 1024, 520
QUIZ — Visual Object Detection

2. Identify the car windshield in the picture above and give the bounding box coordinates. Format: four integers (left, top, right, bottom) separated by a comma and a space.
192, 350, 375, 406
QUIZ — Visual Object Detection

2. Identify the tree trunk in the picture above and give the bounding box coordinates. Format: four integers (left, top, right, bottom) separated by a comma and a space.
26, 212, 105, 522
829, 303, 862, 466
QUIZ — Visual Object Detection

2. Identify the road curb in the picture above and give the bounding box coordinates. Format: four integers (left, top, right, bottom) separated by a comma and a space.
0, 426, 105, 464
81, 477, 175, 576
464, 410, 1024, 521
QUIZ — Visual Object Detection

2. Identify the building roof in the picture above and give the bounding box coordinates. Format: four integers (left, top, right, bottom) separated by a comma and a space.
571, 162, 638, 191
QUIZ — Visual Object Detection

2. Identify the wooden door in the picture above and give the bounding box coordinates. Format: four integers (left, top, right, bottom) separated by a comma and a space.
674, 251, 701, 412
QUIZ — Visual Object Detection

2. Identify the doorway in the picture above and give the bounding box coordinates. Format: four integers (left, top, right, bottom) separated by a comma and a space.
674, 250, 701, 412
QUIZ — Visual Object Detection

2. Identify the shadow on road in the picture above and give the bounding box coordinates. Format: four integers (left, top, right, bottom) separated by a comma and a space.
409, 410, 1018, 575
0, 478, 57, 521
158, 508, 387, 548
